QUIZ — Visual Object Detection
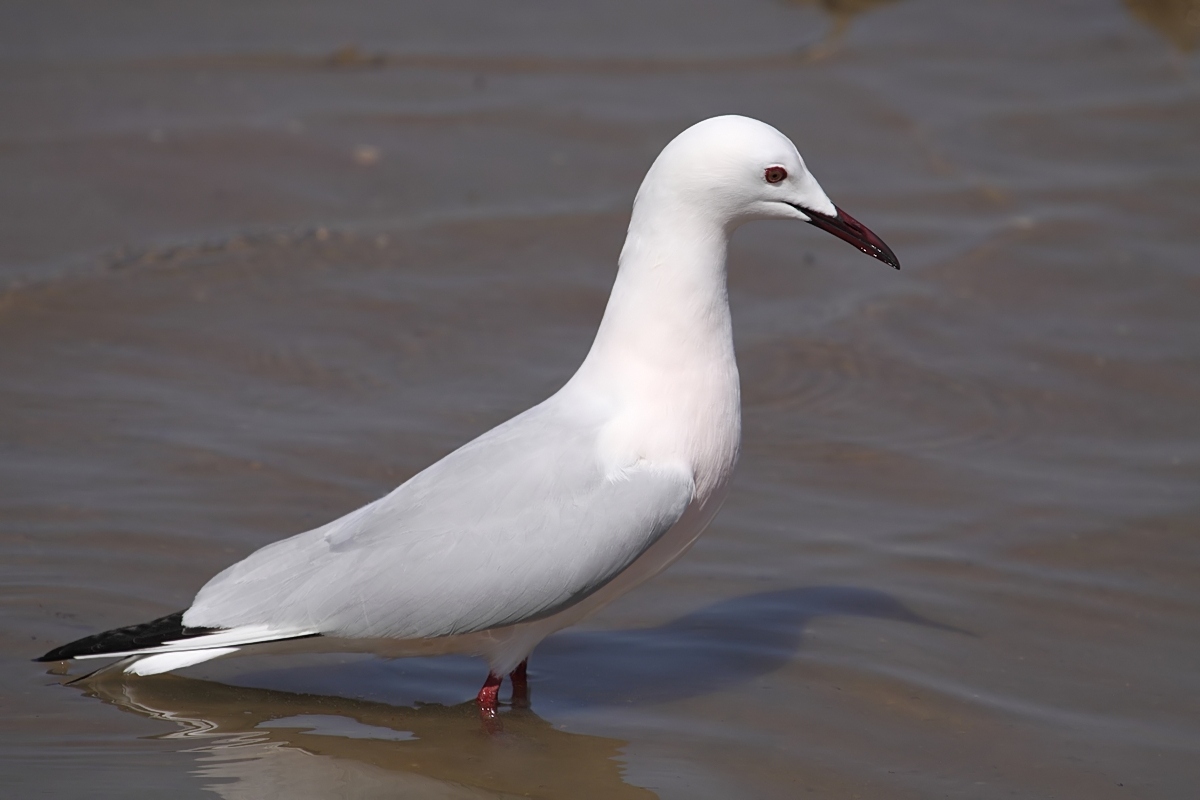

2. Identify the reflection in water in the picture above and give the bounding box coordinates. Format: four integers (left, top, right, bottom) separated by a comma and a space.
785, 0, 904, 59
1124, 0, 1200, 51
85, 677, 654, 800
75, 587, 951, 799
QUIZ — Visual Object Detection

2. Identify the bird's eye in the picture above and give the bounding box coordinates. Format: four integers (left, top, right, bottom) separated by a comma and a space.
764, 166, 787, 184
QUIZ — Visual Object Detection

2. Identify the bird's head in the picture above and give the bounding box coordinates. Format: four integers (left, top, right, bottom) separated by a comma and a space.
637, 115, 900, 269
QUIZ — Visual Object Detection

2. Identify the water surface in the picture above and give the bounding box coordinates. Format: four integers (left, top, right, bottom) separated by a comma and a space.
3, 1, 1199, 797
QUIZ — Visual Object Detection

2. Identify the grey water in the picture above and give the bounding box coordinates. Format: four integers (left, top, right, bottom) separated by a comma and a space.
3, 1, 1199, 797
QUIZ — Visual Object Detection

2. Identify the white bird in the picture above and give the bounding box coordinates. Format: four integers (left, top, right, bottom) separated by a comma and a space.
38, 115, 899, 715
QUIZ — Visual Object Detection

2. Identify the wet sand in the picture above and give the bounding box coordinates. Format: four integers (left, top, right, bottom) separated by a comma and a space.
3, 1, 1199, 797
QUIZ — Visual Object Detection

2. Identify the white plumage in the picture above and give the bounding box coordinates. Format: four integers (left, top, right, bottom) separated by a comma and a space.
42, 115, 899, 700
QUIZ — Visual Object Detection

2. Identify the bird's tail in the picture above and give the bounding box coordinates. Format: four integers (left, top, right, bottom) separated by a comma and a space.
36, 611, 319, 677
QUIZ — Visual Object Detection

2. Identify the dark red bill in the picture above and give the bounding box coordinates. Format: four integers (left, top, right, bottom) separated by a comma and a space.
795, 204, 900, 270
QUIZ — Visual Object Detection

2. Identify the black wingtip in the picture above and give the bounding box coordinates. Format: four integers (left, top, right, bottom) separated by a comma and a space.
36, 611, 221, 662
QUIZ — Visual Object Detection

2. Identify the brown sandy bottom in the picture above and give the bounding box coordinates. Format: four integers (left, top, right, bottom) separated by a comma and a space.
3, 1, 1199, 798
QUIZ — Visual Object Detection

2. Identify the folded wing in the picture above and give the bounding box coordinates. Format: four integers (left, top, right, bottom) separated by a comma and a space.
184, 404, 695, 640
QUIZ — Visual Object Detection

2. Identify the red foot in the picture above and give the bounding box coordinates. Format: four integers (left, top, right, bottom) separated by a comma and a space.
476, 659, 531, 725
476, 672, 502, 719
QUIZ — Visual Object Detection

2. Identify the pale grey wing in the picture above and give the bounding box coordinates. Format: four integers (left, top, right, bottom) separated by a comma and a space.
184, 406, 695, 639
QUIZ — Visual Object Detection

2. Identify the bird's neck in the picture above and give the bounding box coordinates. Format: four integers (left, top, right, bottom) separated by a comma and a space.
566, 200, 742, 493
580, 202, 735, 388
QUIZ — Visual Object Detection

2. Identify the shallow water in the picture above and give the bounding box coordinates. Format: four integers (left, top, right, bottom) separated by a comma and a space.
3, 1, 1199, 797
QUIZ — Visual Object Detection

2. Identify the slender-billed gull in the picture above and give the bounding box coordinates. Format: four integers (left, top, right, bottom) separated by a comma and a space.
38, 115, 899, 715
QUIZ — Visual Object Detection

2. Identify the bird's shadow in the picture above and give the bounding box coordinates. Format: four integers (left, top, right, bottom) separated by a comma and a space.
541, 584, 963, 706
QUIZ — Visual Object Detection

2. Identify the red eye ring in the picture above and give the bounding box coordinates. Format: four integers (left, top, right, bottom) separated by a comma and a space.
764, 166, 787, 184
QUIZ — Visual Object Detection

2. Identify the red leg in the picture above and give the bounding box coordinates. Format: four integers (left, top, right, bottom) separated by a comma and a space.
476, 672, 502, 719
509, 659, 529, 708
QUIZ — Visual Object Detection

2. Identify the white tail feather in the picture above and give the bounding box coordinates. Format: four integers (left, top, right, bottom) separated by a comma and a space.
122, 647, 240, 676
